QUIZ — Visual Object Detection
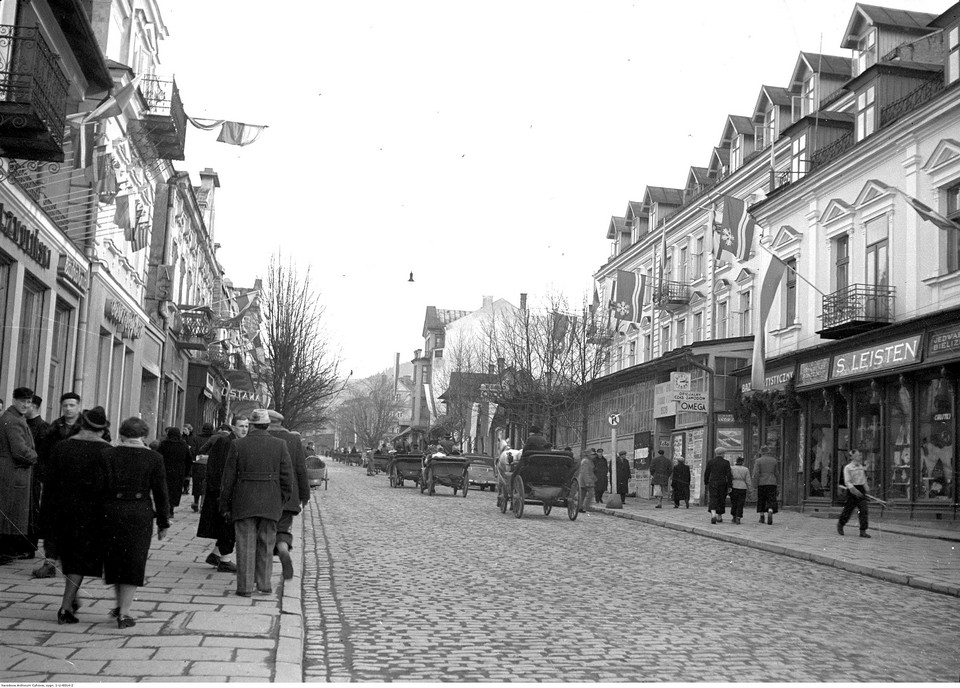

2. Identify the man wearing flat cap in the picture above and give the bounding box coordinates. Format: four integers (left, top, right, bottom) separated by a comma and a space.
220, 409, 293, 597
266, 409, 308, 581
0, 388, 39, 563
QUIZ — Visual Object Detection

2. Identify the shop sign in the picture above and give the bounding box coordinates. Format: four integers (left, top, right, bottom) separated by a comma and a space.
831, 335, 921, 380
229, 389, 259, 402
741, 367, 794, 393
653, 382, 677, 418
0, 203, 51, 269
797, 358, 830, 387
927, 323, 960, 361
57, 254, 87, 293
715, 412, 736, 425
105, 298, 144, 340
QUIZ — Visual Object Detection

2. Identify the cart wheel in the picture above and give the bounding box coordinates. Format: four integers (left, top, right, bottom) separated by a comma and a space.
429, 477, 436, 496
419, 475, 426, 493
462, 477, 469, 498
568, 479, 580, 521
498, 484, 508, 513
543, 502, 552, 516
324, 478, 328, 491
512, 476, 525, 519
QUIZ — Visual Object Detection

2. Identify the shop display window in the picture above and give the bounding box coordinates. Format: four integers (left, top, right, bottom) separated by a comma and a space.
808, 404, 832, 498
918, 377, 955, 502
853, 386, 882, 493
887, 382, 912, 500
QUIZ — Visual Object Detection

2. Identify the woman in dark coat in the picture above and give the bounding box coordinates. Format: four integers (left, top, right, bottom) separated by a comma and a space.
100, 417, 170, 628
671, 456, 692, 508
158, 427, 191, 518
42, 406, 111, 624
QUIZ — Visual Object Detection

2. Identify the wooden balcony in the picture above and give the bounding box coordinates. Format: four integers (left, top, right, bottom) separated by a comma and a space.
817, 284, 895, 339
0, 25, 69, 162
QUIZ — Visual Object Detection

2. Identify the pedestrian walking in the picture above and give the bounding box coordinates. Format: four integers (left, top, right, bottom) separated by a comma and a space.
578, 450, 597, 513
158, 427, 191, 520
0, 388, 39, 564
190, 423, 215, 512
220, 409, 293, 597
650, 449, 672, 508
614, 450, 631, 503
42, 406, 111, 624
32, 392, 83, 578
197, 418, 247, 572
670, 455, 691, 508
729, 456, 751, 524
837, 449, 871, 538
266, 410, 309, 581
753, 444, 780, 525
704, 448, 733, 524
24, 395, 48, 558
593, 448, 609, 506
182, 424, 198, 496
99, 417, 170, 628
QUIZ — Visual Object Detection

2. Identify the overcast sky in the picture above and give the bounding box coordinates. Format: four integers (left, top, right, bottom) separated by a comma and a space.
157, 0, 948, 379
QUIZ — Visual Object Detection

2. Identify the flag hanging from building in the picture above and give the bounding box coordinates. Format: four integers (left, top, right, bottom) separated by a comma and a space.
714, 195, 756, 262
114, 193, 135, 231
216, 121, 268, 146
612, 269, 646, 323
68, 76, 142, 125
896, 188, 960, 231
96, 153, 118, 204
751, 251, 789, 390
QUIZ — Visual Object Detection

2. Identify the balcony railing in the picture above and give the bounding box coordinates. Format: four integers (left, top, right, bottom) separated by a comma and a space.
653, 279, 692, 311
134, 75, 186, 160
818, 283, 895, 339
0, 25, 69, 161
808, 131, 854, 172
880, 73, 945, 129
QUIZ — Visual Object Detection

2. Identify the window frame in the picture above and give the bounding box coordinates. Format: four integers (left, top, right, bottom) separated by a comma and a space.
856, 85, 876, 141
947, 182, 960, 272
785, 258, 798, 325
948, 25, 959, 84
791, 133, 807, 181
835, 233, 850, 291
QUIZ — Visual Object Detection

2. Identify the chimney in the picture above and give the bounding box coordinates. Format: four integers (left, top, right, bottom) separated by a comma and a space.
520, 293, 527, 311
482, 295, 493, 309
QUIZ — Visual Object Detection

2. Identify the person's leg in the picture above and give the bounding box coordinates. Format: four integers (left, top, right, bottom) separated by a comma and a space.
32, 538, 58, 578
837, 490, 857, 533
59, 573, 83, 618
255, 518, 277, 592
857, 493, 870, 534
116, 583, 137, 617
233, 518, 255, 594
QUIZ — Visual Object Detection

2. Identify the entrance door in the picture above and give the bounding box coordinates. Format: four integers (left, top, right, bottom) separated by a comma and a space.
834, 393, 850, 505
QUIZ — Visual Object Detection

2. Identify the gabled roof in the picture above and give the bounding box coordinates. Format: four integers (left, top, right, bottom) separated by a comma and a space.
422, 305, 470, 336
642, 186, 684, 207
711, 146, 730, 167
686, 166, 713, 188
753, 85, 793, 120
790, 53, 854, 89
625, 201, 645, 220
842, 4, 938, 48
606, 215, 629, 240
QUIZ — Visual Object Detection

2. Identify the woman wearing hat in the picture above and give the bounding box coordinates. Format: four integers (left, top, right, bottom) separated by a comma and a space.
158, 427, 191, 519
99, 417, 170, 628
41, 406, 111, 624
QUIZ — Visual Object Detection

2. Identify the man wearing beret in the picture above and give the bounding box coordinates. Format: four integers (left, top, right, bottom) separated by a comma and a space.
220, 409, 293, 597
0, 388, 39, 564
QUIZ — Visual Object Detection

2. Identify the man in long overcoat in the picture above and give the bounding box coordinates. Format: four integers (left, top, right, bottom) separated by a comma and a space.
197, 418, 247, 572
0, 388, 39, 563
704, 448, 733, 524
221, 409, 292, 597
649, 449, 673, 508
266, 410, 309, 581
593, 449, 609, 505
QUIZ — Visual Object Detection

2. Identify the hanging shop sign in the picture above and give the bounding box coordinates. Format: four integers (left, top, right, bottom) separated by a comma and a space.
105, 298, 144, 340
927, 323, 960, 361
57, 254, 87, 294
0, 203, 51, 269
831, 335, 921, 380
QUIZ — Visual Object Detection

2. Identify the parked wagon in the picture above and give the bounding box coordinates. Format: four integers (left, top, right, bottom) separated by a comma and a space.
372, 452, 391, 474
388, 454, 424, 488
420, 453, 470, 497
462, 453, 496, 491
495, 449, 579, 520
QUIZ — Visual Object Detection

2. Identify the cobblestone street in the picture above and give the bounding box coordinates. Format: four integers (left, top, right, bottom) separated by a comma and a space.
303, 463, 960, 682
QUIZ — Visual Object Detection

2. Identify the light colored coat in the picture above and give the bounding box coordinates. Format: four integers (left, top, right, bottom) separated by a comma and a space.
0, 406, 37, 535
753, 453, 780, 486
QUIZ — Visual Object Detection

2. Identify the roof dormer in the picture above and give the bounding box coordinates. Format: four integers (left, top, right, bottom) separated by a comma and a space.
642, 186, 685, 229
752, 85, 793, 150
683, 167, 715, 204
842, 4, 937, 78
624, 200, 648, 244
721, 115, 757, 173
708, 146, 731, 181
607, 216, 631, 255
789, 52, 854, 117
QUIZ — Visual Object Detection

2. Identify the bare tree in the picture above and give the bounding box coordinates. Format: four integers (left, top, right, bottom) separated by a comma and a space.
336, 374, 403, 450
259, 254, 345, 431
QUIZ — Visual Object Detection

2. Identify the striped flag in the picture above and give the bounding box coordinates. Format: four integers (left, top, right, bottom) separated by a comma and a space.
714, 195, 756, 262
751, 251, 789, 390
612, 269, 646, 323
897, 188, 959, 231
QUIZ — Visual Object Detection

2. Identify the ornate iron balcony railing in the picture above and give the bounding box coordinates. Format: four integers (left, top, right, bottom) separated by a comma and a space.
653, 279, 692, 306
880, 73, 945, 129
809, 131, 854, 172
821, 283, 895, 330
0, 24, 69, 148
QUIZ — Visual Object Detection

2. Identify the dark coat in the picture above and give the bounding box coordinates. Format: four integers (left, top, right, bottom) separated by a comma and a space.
267, 424, 309, 512
158, 438, 191, 508
704, 456, 733, 490
671, 461, 692, 501
614, 455, 631, 494
593, 454, 609, 489
521, 433, 552, 455
650, 454, 672, 487
197, 431, 234, 540
100, 444, 170, 586
0, 406, 38, 536
220, 428, 293, 521
42, 436, 110, 576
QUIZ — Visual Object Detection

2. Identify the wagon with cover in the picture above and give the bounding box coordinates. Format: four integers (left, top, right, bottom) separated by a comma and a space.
388, 453, 424, 488
495, 449, 580, 520
420, 453, 470, 497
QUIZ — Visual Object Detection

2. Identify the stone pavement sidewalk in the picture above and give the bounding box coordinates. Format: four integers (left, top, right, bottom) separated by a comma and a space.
591, 495, 960, 597
0, 500, 305, 682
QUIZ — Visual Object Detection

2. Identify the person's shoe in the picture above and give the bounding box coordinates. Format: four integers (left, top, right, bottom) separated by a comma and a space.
191, 503, 199, 512
685, 502, 689, 508
717, 516, 723, 523
673, 505, 679, 509
32, 561, 57, 578
760, 515, 766, 523
278, 548, 294, 580
236, 591, 252, 597
837, 522, 844, 535
117, 615, 136, 628
766, 513, 773, 525
710, 517, 717, 524
655, 504, 662, 509
254, 589, 273, 595
57, 608, 79, 625
205, 553, 221, 567
859, 531, 871, 538
217, 561, 237, 573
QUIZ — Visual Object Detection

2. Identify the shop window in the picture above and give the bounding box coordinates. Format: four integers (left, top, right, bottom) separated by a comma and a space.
853, 386, 882, 493
0, 261, 9, 370
918, 376, 954, 502
887, 382, 912, 501
46, 301, 73, 420
16, 278, 47, 391
808, 403, 833, 498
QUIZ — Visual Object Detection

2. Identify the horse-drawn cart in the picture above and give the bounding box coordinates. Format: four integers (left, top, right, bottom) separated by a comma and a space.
496, 449, 579, 520
372, 452, 391, 475
420, 454, 470, 497
388, 454, 424, 488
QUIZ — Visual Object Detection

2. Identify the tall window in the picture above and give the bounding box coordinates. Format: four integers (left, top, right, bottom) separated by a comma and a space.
949, 26, 959, 84
47, 301, 72, 419
740, 291, 752, 336
866, 237, 890, 319
791, 134, 807, 180
677, 318, 687, 347
16, 278, 46, 390
643, 334, 651, 362
856, 29, 877, 75
628, 341, 636, 367
835, 234, 850, 290
856, 86, 876, 141
678, 246, 688, 283
785, 258, 798, 324
731, 135, 743, 171
661, 325, 671, 353
802, 74, 818, 116
693, 235, 704, 278
693, 312, 703, 343
663, 250, 673, 281
716, 301, 728, 338
764, 105, 778, 145
948, 183, 960, 272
